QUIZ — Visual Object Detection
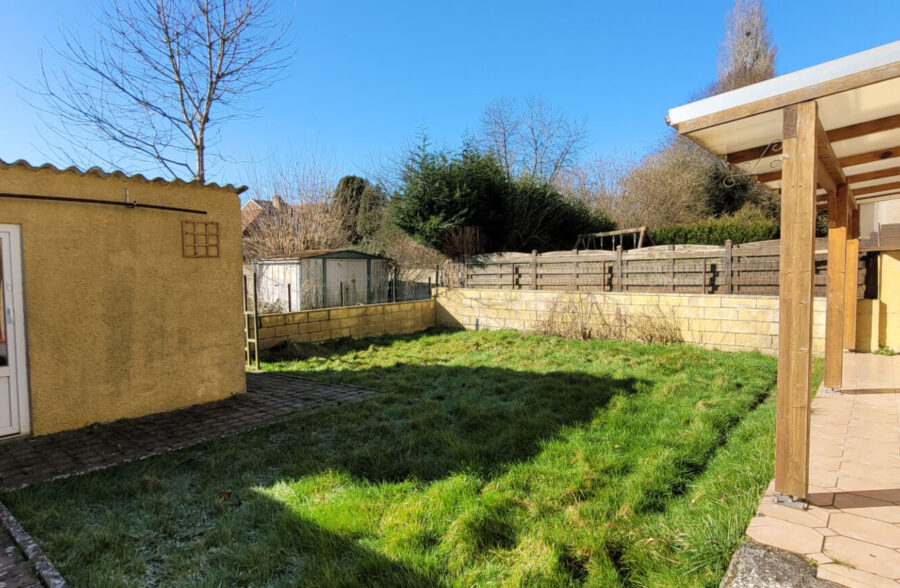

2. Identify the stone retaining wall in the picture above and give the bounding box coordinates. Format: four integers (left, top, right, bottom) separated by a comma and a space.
256, 299, 435, 349
434, 288, 826, 355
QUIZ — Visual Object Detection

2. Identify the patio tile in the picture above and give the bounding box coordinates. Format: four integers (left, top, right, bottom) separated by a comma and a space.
833, 493, 900, 523
747, 517, 824, 554
816, 563, 899, 588
809, 455, 844, 472
845, 426, 898, 443
757, 501, 829, 528
823, 536, 900, 579
838, 462, 900, 484
828, 512, 900, 548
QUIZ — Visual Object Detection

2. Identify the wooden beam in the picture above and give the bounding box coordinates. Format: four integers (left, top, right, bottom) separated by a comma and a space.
846, 165, 900, 184
815, 115, 846, 187
750, 148, 900, 184
775, 102, 817, 503
843, 206, 860, 350
816, 158, 838, 195
674, 62, 900, 134
727, 114, 900, 165
839, 146, 900, 168
852, 180, 900, 196
824, 185, 849, 389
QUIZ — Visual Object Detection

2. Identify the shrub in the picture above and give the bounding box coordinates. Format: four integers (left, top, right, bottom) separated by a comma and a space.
650, 207, 779, 246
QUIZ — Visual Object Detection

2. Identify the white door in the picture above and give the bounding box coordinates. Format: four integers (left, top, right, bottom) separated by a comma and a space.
0, 225, 29, 437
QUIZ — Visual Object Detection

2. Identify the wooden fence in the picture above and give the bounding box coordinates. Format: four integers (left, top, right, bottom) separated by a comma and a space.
442, 240, 871, 298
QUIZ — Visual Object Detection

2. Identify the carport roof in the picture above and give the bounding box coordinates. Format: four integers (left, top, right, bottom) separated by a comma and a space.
666, 40, 900, 206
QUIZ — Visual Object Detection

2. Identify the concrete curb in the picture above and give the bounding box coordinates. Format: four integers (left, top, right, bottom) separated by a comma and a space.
0, 500, 66, 587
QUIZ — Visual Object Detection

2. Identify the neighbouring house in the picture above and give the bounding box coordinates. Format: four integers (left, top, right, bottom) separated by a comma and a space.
241, 195, 282, 235
253, 249, 391, 312
0, 159, 247, 437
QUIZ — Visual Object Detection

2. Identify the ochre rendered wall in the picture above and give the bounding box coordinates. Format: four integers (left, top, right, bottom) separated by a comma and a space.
855, 251, 900, 352
0, 164, 246, 435
257, 299, 435, 349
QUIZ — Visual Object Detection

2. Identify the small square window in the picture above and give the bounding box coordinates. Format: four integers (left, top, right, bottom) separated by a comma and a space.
182, 220, 219, 258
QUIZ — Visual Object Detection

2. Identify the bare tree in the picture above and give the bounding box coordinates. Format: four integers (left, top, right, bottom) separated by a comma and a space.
479, 96, 587, 182
35, 0, 290, 182
716, 0, 776, 92
242, 152, 351, 261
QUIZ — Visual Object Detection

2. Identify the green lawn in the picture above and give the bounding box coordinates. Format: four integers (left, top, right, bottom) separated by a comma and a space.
4, 329, 819, 587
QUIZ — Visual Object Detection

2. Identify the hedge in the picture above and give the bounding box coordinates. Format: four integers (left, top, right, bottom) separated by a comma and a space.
651, 215, 780, 246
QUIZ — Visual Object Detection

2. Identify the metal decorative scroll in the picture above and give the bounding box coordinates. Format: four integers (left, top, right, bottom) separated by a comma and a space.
723, 140, 783, 188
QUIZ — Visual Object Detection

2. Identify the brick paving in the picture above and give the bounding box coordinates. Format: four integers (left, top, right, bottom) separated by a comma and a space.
0, 373, 379, 587
745, 352, 900, 588
0, 373, 380, 492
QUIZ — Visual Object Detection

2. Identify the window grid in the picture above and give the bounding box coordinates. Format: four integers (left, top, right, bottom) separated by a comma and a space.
182, 220, 220, 258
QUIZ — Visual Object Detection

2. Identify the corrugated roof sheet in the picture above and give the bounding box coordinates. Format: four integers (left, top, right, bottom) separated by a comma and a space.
0, 159, 247, 194
258, 248, 385, 261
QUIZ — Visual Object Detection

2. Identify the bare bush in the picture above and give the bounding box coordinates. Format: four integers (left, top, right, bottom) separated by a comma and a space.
365, 220, 446, 284
534, 293, 683, 344
442, 226, 487, 258
242, 152, 351, 261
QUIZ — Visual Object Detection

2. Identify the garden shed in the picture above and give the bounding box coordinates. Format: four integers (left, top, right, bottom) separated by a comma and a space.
254, 249, 391, 311
0, 159, 246, 437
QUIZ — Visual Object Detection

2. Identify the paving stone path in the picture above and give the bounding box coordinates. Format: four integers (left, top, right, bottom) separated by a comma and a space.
0, 373, 381, 586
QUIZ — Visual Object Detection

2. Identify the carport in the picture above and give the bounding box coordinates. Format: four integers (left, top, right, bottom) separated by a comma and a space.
666, 40, 900, 507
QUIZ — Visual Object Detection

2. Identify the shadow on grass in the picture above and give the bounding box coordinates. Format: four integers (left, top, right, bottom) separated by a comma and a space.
259, 327, 460, 362
4, 363, 642, 586
257, 363, 641, 483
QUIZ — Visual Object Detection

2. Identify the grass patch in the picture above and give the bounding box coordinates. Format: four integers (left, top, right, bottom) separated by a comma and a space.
4, 329, 819, 587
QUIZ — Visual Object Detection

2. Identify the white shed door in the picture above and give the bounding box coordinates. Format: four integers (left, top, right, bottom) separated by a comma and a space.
326, 259, 368, 307
0, 225, 29, 437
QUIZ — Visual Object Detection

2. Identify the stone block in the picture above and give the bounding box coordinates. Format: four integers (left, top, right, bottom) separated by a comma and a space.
284, 312, 310, 324
307, 310, 329, 322
257, 326, 277, 340
275, 323, 299, 337
259, 314, 285, 327
755, 297, 779, 309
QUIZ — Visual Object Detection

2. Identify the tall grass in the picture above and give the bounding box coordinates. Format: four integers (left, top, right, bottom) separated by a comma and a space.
4, 330, 807, 587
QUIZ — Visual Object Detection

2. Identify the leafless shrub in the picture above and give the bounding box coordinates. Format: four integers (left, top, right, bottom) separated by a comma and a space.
242, 152, 351, 261
365, 221, 446, 284
442, 226, 487, 258
534, 293, 683, 344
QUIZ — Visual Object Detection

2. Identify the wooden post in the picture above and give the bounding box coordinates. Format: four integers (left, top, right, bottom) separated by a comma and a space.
824, 185, 848, 389
616, 246, 623, 292
701, 258, 707, 294
725, 240, 733, 294
531, 250, 538, 290
843, 205, 860, 350
774, 102, 818, 504
287, 284, 292, 312
669, 245, 676, 292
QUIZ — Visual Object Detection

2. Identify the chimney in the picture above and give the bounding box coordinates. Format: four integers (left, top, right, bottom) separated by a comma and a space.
272, 194, 284, 210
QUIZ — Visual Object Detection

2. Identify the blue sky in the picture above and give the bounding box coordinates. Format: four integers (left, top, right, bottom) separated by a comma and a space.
1, 1, 898, 191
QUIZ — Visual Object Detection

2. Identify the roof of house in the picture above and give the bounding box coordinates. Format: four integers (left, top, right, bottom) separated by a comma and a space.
256, 248, 385, 262
240, 196, 329, 232
0, 158, 247, 194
